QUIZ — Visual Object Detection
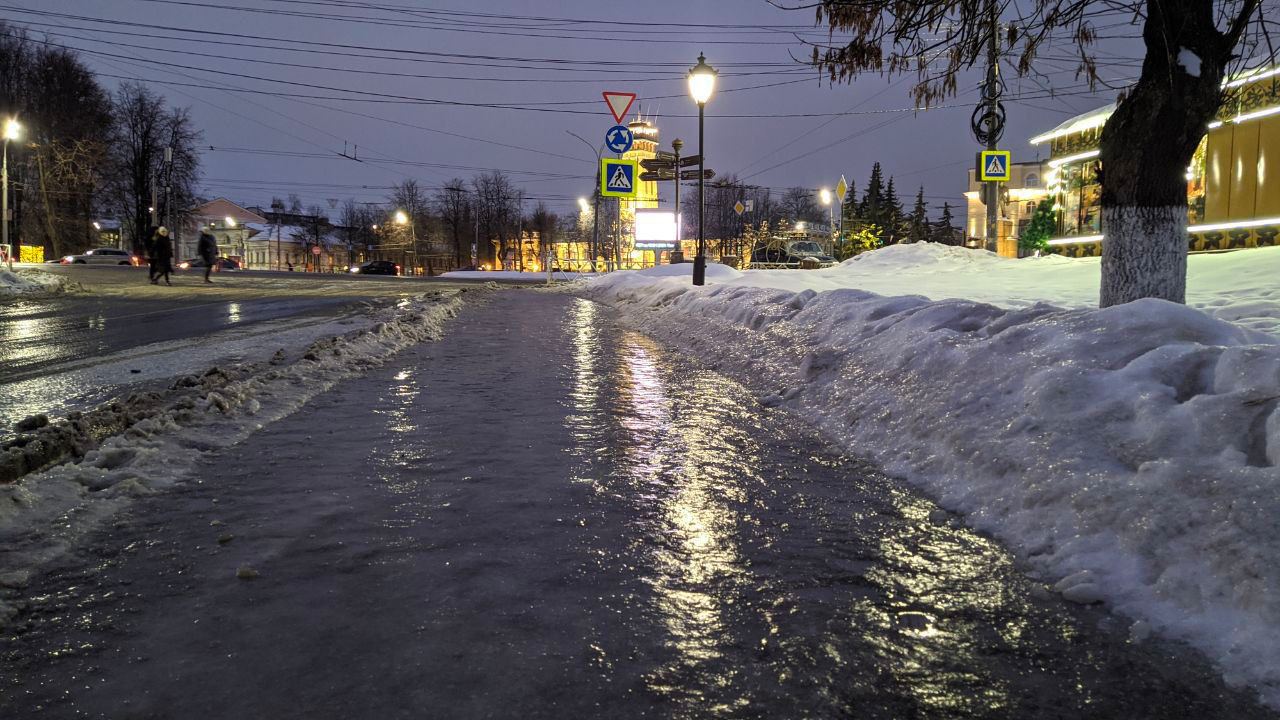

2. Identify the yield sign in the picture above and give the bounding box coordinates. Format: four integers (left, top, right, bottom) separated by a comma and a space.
602, 91, 637, 123
835, 175, 848, 203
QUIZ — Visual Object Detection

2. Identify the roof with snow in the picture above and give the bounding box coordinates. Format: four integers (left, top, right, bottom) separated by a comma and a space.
1029, 102, 1116, 145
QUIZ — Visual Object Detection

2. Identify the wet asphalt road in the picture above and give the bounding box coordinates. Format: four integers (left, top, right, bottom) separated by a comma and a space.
0, 291, 1274, 719
0, 265, 484, 430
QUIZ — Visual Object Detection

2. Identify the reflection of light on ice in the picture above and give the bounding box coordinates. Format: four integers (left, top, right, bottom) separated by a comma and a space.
227, 302, 242, 324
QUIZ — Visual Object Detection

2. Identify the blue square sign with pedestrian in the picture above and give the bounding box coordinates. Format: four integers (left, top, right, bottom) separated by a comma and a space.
601, 158, 638, 198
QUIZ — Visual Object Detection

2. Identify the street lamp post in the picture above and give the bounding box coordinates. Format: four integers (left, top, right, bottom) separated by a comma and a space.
567, 130, 602, 273
3, 118, 21, 270
687, 53, 717, 286
820, 188, 834, 255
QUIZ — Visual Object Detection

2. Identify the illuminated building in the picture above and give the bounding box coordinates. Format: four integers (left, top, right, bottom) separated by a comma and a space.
1032, 65, 1280, 256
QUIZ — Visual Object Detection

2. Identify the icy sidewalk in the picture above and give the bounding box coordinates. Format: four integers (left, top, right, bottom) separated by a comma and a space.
0, 289, 470, 618
582, 258, 1280, 709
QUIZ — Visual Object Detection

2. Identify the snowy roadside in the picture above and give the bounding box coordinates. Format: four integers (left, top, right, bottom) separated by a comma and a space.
686, 244, 1280, 337
0, 268, 81, 297
580, 253, 1280, 708
0, 288, 474, 620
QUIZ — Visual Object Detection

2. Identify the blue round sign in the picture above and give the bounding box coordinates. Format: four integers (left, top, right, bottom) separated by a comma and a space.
604, 125, 633, 154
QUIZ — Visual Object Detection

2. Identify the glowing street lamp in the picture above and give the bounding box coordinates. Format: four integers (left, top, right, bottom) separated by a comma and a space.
819, 188, 834, 249
578, 197, 590, 213
394, 210, 409, 225
3, 118, 20, 270
687, 53, 717, 286
224, 216, 237, 227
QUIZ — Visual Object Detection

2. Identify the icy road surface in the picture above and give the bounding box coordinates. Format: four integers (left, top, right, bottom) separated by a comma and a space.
0, 266, 477, 433
0, 292, 1273, 719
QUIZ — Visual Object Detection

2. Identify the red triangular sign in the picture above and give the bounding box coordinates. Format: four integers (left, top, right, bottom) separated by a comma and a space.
602, 92, 637, 123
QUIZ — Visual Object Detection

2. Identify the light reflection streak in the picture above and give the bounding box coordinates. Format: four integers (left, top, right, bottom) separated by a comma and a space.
227, 302, 242, 324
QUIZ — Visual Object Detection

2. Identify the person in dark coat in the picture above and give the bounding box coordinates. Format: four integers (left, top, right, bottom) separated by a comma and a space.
197, 230, 219, 283
151, 226, 173, 286
144, 226, 159, 283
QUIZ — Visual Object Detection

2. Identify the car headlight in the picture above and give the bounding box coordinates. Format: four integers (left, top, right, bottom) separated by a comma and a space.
349, 266, 360, 273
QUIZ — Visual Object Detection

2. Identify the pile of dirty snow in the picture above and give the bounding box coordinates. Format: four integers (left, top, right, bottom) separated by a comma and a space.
0, 268, 74, 296
582, 262, 1280, 708
0, 289, 471, 622
662, 243, 1280, 337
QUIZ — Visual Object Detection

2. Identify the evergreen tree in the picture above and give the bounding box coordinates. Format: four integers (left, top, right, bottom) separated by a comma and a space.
1019, 199, 1057, 255
884, 177, 904, 242
907, 186, 929, 244
859, 162, 885, 228
931, 202, 958, 245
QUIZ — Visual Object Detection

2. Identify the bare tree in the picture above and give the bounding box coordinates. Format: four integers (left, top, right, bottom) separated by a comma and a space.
102, 82, 200, 253
798, 0, 1272, 306
338, 199, 377, 267
300, 204, 331, 271
434, 178, 471, 268
471, 171, 518, 268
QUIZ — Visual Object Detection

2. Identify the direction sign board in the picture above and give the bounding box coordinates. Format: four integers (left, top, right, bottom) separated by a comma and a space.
640, 168, 716, 182
605, 125, 633, 154
602, 92, 637, 123
836, 175, 848, 202
978, 150, 1012, 182
640, 154, 701, 171
654, 150, 677, 162
601, 158, 638, 198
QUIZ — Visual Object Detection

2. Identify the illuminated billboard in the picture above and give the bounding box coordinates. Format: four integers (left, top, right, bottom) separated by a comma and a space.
634, 209, 679, 250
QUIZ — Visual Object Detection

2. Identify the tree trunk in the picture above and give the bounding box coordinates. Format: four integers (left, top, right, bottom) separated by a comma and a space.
1099, 0, 1233, 307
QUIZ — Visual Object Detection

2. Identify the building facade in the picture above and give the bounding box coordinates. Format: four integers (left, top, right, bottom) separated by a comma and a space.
1031, 66, 1280, 257
964, 160, 1051, 256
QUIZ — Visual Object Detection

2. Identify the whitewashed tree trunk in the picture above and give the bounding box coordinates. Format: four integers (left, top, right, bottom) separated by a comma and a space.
1099, 206, 1187, 306
1095, 0, 1254, 308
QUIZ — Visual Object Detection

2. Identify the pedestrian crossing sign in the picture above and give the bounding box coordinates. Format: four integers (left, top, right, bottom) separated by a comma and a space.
978, 150, 1012, 182
601, 158, 638, 198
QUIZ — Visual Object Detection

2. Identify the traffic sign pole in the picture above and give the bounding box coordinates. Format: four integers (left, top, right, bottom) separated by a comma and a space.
671, 138, 683, 264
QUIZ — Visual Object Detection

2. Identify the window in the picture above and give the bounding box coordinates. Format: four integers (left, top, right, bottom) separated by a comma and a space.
1024, 173, 1039, 188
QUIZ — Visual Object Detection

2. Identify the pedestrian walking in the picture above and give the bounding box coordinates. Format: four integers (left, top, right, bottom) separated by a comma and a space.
151, 226, 173, 286
197, 230, 219, 283
145, 226, 159, 283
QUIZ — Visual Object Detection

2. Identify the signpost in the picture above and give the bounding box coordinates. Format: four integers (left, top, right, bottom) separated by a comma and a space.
605, 125, 633, 154
602, 92, 637, 124
601, 158, 638, 198
978, 150, 1012, 182
639, 169, 715, 182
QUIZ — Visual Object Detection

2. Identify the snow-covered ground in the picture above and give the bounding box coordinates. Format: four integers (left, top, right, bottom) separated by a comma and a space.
0, 268, 78, 296
0, 289, 469, 620
580, 244, 1280, 708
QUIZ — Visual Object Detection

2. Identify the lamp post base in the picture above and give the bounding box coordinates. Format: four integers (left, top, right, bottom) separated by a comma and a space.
692, 254, 706, 286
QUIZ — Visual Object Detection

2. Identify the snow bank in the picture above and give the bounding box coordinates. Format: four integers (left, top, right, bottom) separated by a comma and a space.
659, 243, 1280, 338
582, 266, 1280, 707
0, 289, 471, 621
0, 268, 77, 296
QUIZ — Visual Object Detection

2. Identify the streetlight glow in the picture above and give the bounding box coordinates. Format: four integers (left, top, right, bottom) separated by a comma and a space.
394, 210, 409, 225
687, 53, 717, 105
578, 197, 590, 213
3, 119, 20, 141
820, 188, 832, 206
225, 216, 236, 227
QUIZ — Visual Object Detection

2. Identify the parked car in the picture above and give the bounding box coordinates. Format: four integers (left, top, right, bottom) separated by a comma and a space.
178, 257, 240, 271
60, 248, 138, 265
750, 240, 837, 267
349, 260, 400, 276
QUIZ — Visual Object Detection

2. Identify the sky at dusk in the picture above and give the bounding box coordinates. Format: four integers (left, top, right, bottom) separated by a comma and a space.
3, 0, 1140, 219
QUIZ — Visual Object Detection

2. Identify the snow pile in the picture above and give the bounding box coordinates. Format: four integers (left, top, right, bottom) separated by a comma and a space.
0, 268, 76, 296
582, 266, 1280, 707
0, 289, 471, 620
657, 243, 1280, 337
